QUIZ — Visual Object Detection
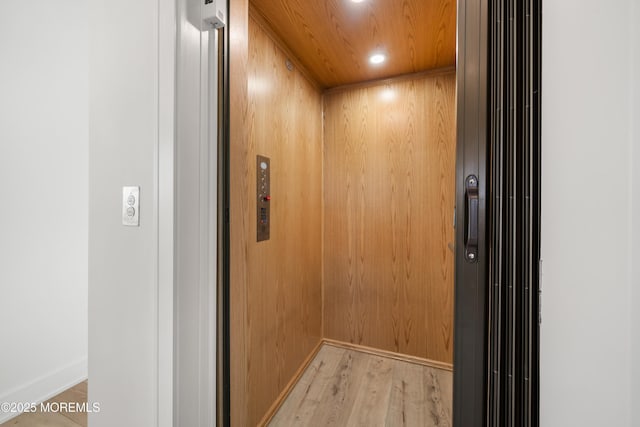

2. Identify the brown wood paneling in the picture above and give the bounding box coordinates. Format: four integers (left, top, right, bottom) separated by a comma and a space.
245, 16, 324, 426
248, 6, 322, 94
323, 338, 453, 371
323, 71, 456, 364
229, 0, 249, 425
257, 340, 324, 426
250, 0, 456, 88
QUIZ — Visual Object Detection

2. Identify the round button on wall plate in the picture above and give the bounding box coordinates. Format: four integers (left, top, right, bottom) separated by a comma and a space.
122, 186, 140, 227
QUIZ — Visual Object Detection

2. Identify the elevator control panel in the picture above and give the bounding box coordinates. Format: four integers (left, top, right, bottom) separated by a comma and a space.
257, 155, 271, 242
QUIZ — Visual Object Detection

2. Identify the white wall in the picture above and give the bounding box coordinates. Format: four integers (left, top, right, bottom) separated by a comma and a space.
631, 1, 640, 426
88, 0, 175, 425
541, 0, 635, 426
0, 1, 88, 423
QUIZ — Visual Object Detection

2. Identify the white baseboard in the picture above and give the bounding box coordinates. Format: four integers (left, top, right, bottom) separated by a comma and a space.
0, 358, 88, 424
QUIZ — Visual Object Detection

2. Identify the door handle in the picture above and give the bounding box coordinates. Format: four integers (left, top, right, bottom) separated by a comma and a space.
465, 175, 479, 262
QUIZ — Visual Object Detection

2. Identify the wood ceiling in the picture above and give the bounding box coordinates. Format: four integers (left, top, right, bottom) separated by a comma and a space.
249, 0, 457, 89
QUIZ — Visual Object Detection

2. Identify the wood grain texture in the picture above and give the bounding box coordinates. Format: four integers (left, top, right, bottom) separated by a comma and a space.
249, 0, 456, 88
229, 0, 250, 425
268, 345, 347, 426
323, 72, 456, 365
323, 338, 453, 372
258, 340, 324, 426
268, 344, 452, 426
246, 16, 324, 426
0, 381, 88, 427
248, 6, 322, 93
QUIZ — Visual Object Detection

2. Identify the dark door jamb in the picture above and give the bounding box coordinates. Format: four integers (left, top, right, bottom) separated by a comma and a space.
217, 3, 231, 425
453, 0, 490, 425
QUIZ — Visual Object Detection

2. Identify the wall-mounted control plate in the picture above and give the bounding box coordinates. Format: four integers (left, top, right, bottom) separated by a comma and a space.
122, 186, 140, 227
203, 0, 226, 31
257, 156, 270, 242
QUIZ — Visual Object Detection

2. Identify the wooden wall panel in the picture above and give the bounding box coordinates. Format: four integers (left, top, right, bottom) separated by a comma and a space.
323, 71, 456, 365
229, 0, 249, 425
246, 16, 324, 426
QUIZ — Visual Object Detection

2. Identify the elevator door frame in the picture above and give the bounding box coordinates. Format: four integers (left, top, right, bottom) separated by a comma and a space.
453, 0, 542, 425
452, 0, 490, 424
217, 0, 542, 425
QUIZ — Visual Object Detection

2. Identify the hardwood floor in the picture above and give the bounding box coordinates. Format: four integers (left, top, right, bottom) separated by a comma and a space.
268, 344, 452, 426
1, 381, 87, 427
2, 347, 451, 427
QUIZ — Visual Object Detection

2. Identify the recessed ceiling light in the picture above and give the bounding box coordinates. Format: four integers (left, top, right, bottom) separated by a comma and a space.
351, 0, 366, 3
369, 53, 386, 65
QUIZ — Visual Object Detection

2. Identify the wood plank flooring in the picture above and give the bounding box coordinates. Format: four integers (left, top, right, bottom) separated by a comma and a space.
268, 344, 452, 426
0, 381, 87, 427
